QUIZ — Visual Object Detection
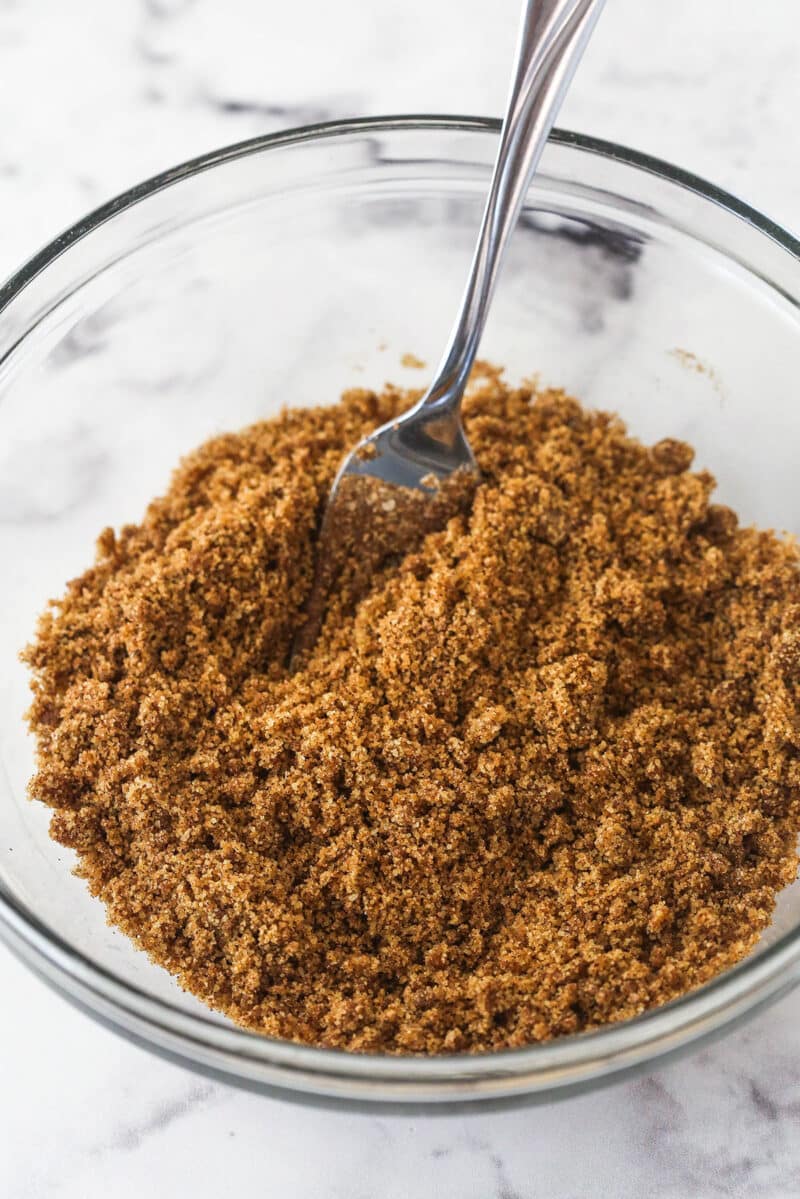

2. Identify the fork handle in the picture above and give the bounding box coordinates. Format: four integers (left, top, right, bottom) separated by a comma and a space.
422, 0, 605, 412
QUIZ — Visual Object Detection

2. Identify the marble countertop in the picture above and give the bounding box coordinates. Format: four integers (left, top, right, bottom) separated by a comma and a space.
1, 1, 799, 1196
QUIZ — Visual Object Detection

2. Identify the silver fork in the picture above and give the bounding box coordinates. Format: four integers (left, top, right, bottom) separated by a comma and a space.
293, 0, 605, 661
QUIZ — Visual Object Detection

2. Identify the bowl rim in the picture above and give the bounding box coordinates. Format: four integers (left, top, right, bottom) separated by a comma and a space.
2, 114, 800, 1102
1, 114, 797, 320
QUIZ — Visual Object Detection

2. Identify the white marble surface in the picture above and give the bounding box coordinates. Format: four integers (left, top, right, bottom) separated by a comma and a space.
1, 1, 800, 1196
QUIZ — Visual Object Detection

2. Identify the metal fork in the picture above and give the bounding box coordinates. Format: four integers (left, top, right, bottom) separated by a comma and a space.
293, 0, 605, 662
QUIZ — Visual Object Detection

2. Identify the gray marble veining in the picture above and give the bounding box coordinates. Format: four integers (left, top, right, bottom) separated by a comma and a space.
1, 1, 799, 1196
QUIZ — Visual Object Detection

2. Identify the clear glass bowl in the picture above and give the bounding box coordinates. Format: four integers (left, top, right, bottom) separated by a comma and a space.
1, 116, 799, 1112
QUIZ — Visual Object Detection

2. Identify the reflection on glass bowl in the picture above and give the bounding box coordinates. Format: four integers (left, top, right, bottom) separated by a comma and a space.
1, 116, 799, 1111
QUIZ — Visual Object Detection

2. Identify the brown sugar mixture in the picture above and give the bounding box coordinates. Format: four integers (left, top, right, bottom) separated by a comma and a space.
23, 367, 800, 1053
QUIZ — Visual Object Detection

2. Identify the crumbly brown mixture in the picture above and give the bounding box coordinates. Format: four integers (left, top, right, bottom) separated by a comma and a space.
23, 367, 800, 1053
291, 465, 477, 663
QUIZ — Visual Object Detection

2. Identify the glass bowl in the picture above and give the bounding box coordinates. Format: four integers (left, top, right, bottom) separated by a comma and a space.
1, 116, 799, 1113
